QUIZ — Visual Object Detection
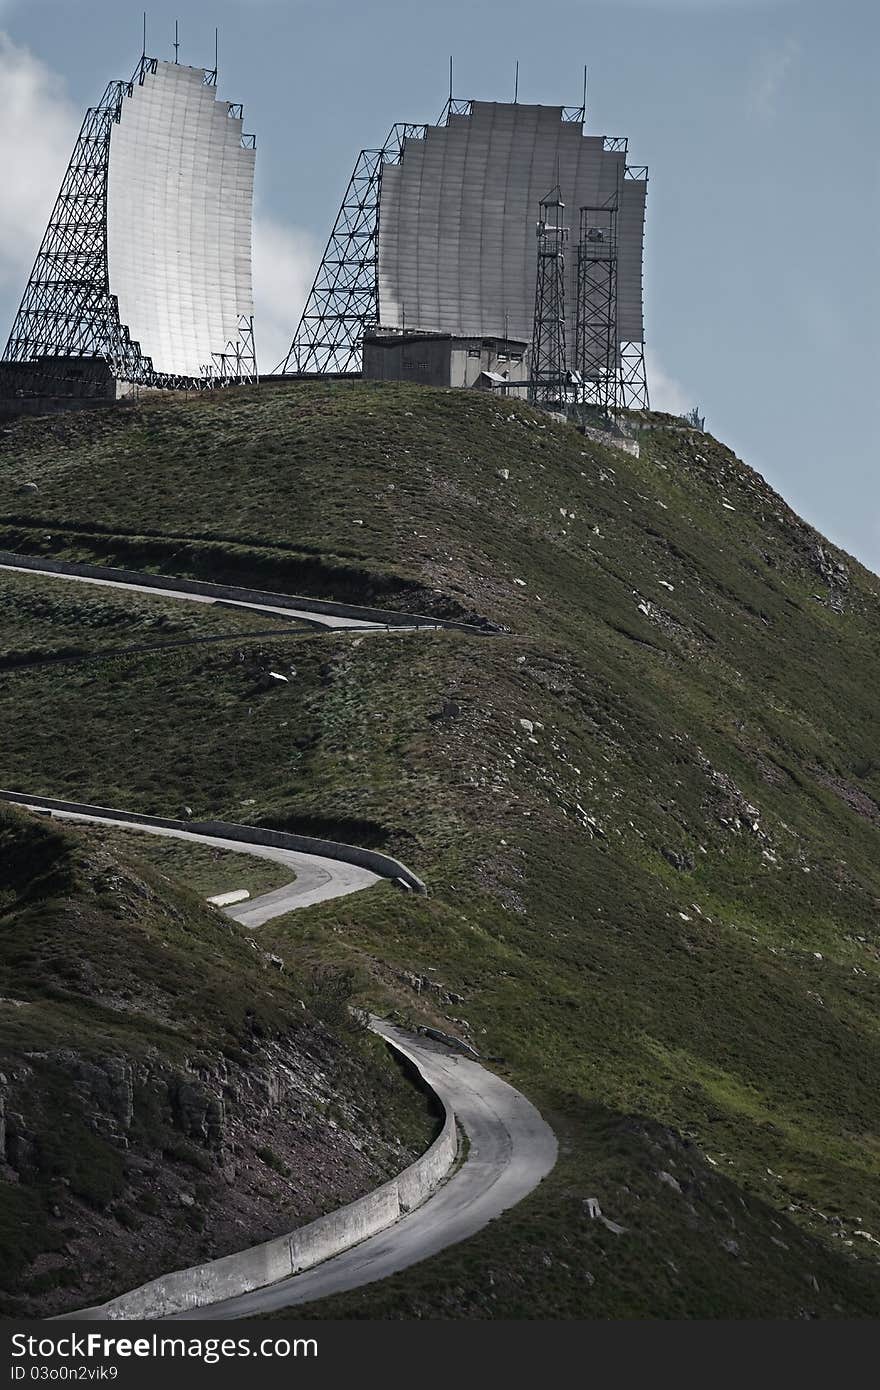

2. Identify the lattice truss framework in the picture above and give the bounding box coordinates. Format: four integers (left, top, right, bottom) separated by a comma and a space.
572, 174, 648, 414
618, 339, 649, 410
280, 123, 426, 375
2, 56, 257, 396
530, 188, 569, 408
617, 165, 649, 409
575, 200, 619, 418
281, 101, 648, 409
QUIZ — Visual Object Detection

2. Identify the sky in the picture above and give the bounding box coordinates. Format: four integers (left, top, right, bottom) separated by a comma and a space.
0, 0, 877, 572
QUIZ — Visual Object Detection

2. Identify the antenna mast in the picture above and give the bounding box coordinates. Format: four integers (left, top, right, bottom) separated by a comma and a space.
530, 187, 568, 411
575, 199, 619, 428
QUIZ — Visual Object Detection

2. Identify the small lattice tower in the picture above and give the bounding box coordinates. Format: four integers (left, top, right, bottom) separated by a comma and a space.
529, 187, 568, 408
575, 199, 619, 424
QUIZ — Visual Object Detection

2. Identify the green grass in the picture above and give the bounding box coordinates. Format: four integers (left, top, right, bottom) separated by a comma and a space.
76, 823, 295, 900
0, 805, 436, 1313
283, 1102, 878, 1320
0, 381, 878, 1316
0, 567, 303, 666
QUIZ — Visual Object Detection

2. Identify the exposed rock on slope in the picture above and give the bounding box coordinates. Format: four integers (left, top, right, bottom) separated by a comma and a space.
0, 806, 435, 1318
0, 382, 878, 1317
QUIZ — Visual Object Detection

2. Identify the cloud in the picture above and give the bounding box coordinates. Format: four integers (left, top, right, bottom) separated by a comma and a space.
251, 215, 320, 372
0, 31, 317, 374
645, 347, 692, 416
0, 32, 79, 307
746, 36, 800, 120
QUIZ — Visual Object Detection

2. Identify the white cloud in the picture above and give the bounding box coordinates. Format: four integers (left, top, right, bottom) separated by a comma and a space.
0, 32, 79, 298
645, 347, 692, 416
0, 31, 318, 374
746, 36, 800, 120
251, 215, 320, 372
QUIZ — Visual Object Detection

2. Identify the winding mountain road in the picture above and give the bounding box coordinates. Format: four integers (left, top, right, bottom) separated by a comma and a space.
2, 553, 557, 1318
172, 1020, 556, 1320
41, 807, 380, 922
0, 559, 385, 629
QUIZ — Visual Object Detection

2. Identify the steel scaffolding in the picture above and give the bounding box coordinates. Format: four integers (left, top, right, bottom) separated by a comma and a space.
618, 164, 649, 409
1, 54, 257, 397
575, 200, 619, 423
278, 124, 427, 375
529, 187, 568, 408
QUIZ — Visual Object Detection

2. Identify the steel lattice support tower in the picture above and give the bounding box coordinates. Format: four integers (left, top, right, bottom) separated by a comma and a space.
575, 201, 619, 423
212, 315, 258, 386
529, 187, 568, 409
279, 124, 427, 375
619, 338, 649, 409
617, 165, 649, 409
1, 57, 157, 396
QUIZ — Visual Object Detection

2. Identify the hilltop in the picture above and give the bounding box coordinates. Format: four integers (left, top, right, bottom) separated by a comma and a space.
1, 380, 878, 1317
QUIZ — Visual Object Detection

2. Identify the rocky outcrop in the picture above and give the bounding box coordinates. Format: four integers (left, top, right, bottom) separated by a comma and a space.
0, 1027, 432, 1318
0, 805, 434, 1319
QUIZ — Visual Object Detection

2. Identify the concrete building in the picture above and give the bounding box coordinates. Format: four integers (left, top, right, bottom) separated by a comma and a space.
363, 331, 528, 390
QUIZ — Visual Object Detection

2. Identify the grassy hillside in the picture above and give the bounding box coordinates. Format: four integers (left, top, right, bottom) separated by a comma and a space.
1, 381, 878, 1317
80, 824, 296, 900
0, 805, 436, 1318
0, 567, 307, 673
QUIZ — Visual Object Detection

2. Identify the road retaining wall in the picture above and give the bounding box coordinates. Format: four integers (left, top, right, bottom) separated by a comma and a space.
0, 550, 496, 634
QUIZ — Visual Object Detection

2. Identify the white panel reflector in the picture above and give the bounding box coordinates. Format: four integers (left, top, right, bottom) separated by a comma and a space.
377, 102, 646, 361
107, 62, 255, 378
618, 177, 646, 342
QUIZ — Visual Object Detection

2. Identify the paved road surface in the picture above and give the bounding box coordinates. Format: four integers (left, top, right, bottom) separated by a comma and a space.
169, 1021, 557, 1320
0, 561, 395, 630
9, 561, 556, 1318
40, 810, 556, 1320
41, 808, 379, 917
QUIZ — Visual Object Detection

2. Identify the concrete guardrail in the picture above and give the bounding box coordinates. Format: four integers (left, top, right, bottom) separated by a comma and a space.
60, 1039, 457, 1320
0, 791, 427, 895
0, 549, 498, 634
